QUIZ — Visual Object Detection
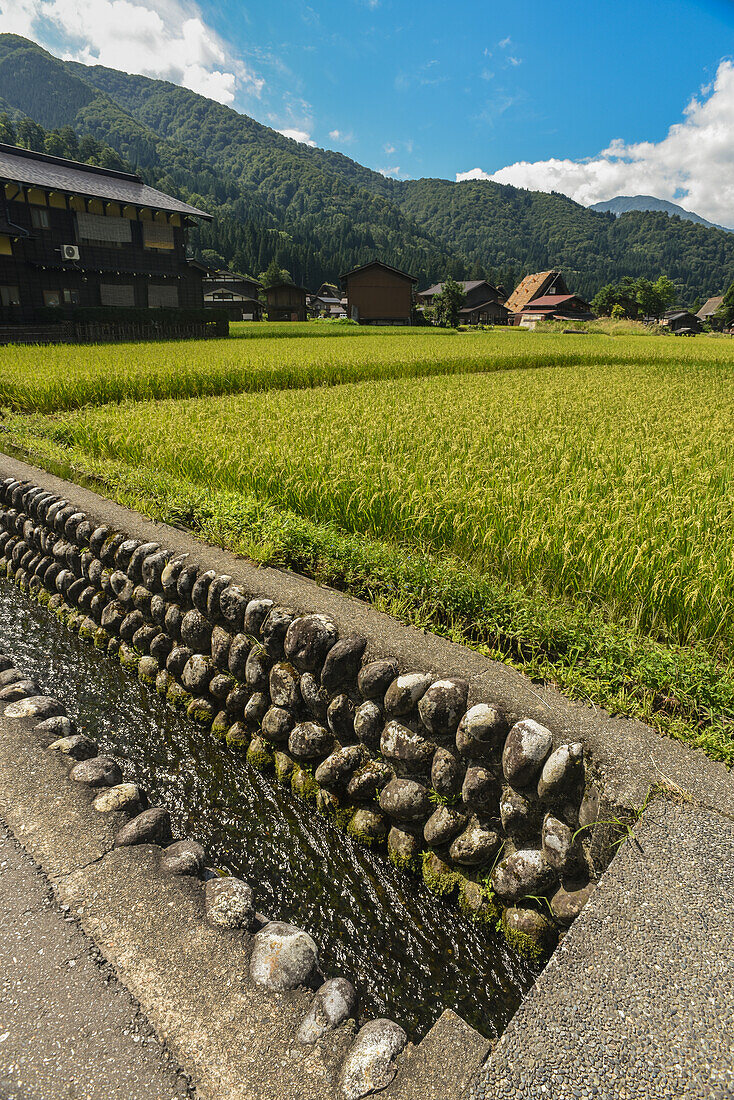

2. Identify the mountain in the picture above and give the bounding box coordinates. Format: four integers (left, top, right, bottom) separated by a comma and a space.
1, 33, 734, 302
590, 195, 731, 233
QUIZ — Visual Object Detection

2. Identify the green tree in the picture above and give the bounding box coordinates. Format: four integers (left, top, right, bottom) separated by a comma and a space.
259, 259, 293, 287
718, 280, 734, 326
433, 276, 465, 327
0, 113, 16, 144
611, 302, 625, 320
15, 117, 45, 151
652, 275, 677, 314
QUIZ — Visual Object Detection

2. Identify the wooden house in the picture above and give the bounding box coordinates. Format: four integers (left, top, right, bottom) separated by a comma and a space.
419, 279, 509, 325
696, 296, 724, 329
203, 269, 262, 320
340, 261, 416, 325
265, 281, 307, 321
505, 270, 570, 323
515, 294, 594, 328
661, 310, 702, 335
0, 141, 210, 325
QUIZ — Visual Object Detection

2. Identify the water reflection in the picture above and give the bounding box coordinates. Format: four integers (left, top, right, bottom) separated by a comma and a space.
0, 579, 537, 1040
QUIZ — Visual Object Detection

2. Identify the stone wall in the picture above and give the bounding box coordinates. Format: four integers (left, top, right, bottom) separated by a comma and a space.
0, 474, 612, 958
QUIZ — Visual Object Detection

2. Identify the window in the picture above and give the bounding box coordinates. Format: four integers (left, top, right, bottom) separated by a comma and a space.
142, 221, 175, 250
0, 235, 12, 256
43, 288, 79, 307
100, 284, 135, 307
0, 286, 20, 306
43, 289, 61, 307
31, 207, 50, 230
148, 284, 179, 308
76, 212, 132, 247
62, 289, 79, 305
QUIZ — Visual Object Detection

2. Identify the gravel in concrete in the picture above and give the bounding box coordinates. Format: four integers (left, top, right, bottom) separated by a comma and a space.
468, 799, 734, 1100
0, 819, 193, 1100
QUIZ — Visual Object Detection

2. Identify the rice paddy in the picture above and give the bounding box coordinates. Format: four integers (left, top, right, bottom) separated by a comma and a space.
1, 326, 733, 761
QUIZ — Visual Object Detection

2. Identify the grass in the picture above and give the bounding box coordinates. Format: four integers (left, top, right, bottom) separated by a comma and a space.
0, 327, 733, 764
0, 326, 729, 413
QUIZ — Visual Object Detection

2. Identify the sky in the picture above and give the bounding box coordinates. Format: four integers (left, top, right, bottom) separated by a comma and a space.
1, 0, 734, 226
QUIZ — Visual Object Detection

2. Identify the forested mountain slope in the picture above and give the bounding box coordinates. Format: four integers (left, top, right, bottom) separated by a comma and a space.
1, 34, 733, 300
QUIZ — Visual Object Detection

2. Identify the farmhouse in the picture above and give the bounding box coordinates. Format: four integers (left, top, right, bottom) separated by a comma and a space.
661, 309, 702, 335
307, 291, 347, 319
419, 279, 510, 325
265, 280, 308, 321
341, 261, 417, 325
0, 141, 211, 325
203, 268, 263, 320
696, 295, 724, 329
505, 270, 593, 326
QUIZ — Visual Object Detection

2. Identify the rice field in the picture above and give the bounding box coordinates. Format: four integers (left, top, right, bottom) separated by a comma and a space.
1, 326, 733, 758
35, 353, 734, 649
0, 326, 729, 413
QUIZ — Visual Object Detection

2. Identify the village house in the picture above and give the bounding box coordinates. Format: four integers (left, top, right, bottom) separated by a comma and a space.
307, 290, 347, 319
341, 261, 416, 325
265, 280, 308, 321
696, 295, 724, 330
661, 309, 702, 335
203, 268, 263, 321
0, 141, 211, 326
505, 270, 593, 326
418, 279, 509, 324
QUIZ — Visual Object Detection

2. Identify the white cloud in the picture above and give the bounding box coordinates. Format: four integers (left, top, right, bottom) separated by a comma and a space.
378, 165, 402, 177
278, 127, 317, 147
456, 59, 734, 228
0, 0, 263, 104
383, 142, 396, 154
329, 129, 353, 143
507, 55, 521, 67
498, 36, 511, 48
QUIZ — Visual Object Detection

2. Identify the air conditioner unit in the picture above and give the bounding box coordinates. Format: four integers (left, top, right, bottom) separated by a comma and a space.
62, 244, 80, 261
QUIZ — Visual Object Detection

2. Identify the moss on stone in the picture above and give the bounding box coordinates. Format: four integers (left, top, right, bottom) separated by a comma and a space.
501, 920, 545, 962
119, 645, 140, 673
93, 628, 108, 650
457, 877, 500, 925
247, 735, 273, 771
36, 586, 51, 606
291, 765, 319, 803
274, 750, 295, 783
78, 620, 97, 642
421, 850, 460, 898
166, 681, 192, 710
347, 811, 384, 846
225, 722, 250, 750
211, 711, 230, 741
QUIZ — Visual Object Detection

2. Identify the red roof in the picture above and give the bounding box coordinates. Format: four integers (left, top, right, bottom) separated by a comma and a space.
521, 294, 578, 308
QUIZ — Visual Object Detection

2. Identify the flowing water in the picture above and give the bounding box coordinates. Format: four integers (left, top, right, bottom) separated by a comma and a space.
0, 578, 537, 1041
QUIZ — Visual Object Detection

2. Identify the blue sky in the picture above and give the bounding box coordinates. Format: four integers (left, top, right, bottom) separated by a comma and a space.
3, 0, 734, 224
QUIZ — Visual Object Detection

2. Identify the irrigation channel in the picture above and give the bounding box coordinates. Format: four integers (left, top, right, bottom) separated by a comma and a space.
0, 577, 538, 1041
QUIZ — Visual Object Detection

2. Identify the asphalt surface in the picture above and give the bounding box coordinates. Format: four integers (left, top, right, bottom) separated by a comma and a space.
0, 819, 194, 1100
468, 798, 734, 1100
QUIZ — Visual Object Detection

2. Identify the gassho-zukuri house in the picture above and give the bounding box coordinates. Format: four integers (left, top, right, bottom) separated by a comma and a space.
0, 141, 211, 323
504, 270, 594, 326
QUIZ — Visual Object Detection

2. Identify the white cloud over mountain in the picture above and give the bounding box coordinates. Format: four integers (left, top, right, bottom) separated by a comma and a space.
457, 60, 734, 229
0, 0, 263, 104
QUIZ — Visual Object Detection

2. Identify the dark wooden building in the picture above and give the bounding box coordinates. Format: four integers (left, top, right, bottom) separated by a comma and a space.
203, 269, 262, 320
0, 142, 211, 325
265, 281, 307, 321
515, 294, 594, 327
662, 310, 702, 335
418, 279, 509, 325
341, 261, 417, 325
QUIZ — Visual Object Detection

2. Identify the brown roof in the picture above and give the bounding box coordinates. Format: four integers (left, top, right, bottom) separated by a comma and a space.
521, 294, 588, 309
696, 296, 724, 319
340, 261, 417, 284
0, 142, 210, 219
505, 270, 559, 313
420, 279, 492, 297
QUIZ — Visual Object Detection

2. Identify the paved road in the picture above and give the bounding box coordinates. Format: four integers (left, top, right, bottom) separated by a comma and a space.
0, 819, 194, 1100
468, 798, 734, 1100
